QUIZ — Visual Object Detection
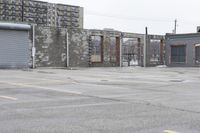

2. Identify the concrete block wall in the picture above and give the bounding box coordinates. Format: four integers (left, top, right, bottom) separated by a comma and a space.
68, 29, 90, 67
35, 26, 67, 67
67, 29, 123, 67
88, 29, 121, 67
68, 29, 150, 67
32, 26, 164, 68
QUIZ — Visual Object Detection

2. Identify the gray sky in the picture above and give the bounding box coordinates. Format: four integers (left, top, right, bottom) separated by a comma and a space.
40, 0, 200, 35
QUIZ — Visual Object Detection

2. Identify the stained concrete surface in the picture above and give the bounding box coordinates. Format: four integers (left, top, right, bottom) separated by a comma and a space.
0, 67, 200, 133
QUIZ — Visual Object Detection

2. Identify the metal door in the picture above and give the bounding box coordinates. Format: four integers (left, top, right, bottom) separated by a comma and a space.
0, 30, 29, 68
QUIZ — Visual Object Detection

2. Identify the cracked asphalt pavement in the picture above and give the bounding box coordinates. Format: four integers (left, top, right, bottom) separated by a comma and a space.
0, 67, 200, 133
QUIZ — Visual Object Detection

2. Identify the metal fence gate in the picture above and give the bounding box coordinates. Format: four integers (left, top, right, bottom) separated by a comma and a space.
122, 37, 141, 67
148, 39, 164, 66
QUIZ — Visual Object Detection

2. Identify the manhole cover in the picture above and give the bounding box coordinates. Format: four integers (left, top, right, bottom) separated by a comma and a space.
170, 79, 184, 82
177, 72, 184, 74
37, 71, 55, 74
65, 68, 78, 70
101, 80, 108, 82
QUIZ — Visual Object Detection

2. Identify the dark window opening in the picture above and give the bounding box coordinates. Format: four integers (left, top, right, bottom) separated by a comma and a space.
90, 36, 103, 63
171, 45, 186, 63
195, 45, 200, 63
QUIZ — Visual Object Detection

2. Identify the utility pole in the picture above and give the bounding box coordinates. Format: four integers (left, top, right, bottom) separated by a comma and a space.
174, 19, 177, 34
120, 33, 124, 67
143, 27, 148, 67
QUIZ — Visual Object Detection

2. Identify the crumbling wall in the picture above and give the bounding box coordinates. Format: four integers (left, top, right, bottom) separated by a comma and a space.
68, 29, 90, 67
88, 30, 121, 67
34, 27, 90, 68
33, 26, 163, 68
69, 29, 123, 67
35, 26, 67, 67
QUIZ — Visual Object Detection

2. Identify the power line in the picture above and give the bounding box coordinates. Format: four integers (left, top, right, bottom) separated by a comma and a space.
85, 10, 173, 23
86, 10, 200, 28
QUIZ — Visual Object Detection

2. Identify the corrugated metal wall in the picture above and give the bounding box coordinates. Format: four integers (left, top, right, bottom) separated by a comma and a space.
0, 30, 29, 68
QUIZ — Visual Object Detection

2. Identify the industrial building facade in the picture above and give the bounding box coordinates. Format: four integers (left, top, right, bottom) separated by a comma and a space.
165, 33, 200, 67
0, 0, 83, 28
33, 27, 164, 68
0, 24, 165, 68
0, 0, 166, 69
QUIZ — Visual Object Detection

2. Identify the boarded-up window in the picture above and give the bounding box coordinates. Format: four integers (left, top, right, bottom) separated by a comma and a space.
171, 45, 186, 63
195, 46, 200, 63
91, 36, 103, 63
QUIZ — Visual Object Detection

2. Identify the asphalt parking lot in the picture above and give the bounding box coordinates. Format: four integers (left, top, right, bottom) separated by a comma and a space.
0, 67, 200, 133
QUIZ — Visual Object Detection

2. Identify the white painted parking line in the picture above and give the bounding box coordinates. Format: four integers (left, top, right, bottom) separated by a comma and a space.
164, 130, 179, 133
11, 76, 79, 84
0, 81, 82, 95
16, 102, 127, 111
0, 96, 18, 101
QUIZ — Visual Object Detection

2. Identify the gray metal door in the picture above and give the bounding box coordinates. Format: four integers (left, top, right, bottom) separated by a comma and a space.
0, 30, 29, 68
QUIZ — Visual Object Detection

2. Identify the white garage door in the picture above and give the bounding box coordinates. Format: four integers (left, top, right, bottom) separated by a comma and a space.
0, 30, 29, 68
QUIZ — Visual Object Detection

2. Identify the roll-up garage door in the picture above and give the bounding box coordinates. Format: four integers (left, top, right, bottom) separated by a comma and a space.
0, 30, 29, 68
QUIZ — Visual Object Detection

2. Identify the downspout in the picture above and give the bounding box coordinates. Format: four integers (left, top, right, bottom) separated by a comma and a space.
143, 34, 146, 67
66, 29, 69, 67
120, 33, 123, 67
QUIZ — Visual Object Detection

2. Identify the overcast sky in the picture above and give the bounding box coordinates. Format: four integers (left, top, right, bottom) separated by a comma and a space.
40, 0, 200, 35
